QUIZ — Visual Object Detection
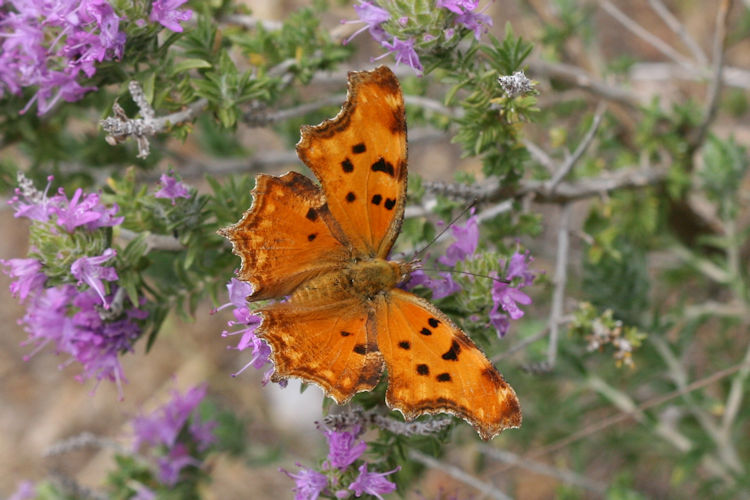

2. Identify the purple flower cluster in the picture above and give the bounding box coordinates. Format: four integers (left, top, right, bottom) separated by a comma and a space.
10, 175, 123, 231
132, 384, 216, 488
0, 0, 194, 115
343, 1, 423, 74
406, 210, 480, 300
0, 0, 126, 115
281, 425, 399, 500
6, 278, 147, 397
341, 0, 493, 74
2, 175, 146, 396
217, 278, 276, 384
406, 210, 535, 338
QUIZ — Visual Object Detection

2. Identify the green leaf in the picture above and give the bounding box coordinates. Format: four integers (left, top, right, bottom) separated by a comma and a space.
171, 58, 213, 76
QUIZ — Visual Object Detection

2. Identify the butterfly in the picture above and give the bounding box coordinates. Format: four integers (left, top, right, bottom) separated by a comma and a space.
220, 66, 521, 440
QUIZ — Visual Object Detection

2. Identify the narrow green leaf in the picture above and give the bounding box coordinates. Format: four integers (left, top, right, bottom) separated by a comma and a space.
171, 58, 212, 76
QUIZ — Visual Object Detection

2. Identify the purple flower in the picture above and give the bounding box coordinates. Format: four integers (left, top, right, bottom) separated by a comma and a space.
20, 72, 97, 115
491, 282, 531, 321
406, 269, 461, 300
506, 250, 535, 286
52, 187, 123, 231
131, 484, 157, 500
375, 37, 423, 75
13, 268, 145, 396
155, 172, 191, 204
456, 10, 493, 40
9, 174, 54, 222
130, 383, 215, 486
9, 176, 122, 231
150, 0, 193, 33
438, 211, 479, 266
21, 284, 77, 361
70, 248, 118, 308
486, 251, 536, 338
281, 463, 329, 500
133, 384, 208, 450
488, 307, 510, 338
342, 1, 391, 45
19, 285, 135, 396
217, 278, 254, 312
9, 481, 36, 500
85, 201, 124, 230
348, 463, 400, 500
219, 279, 276, 382
157, 443, 201, 485
52, 188, 105, 232
437, 0, 479, 14
325, 426, 367, 470
1, 258, 46, 302
190, 418, 218, 451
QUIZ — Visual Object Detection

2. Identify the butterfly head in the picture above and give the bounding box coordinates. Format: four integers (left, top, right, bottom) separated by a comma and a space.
394, 258, 421, 285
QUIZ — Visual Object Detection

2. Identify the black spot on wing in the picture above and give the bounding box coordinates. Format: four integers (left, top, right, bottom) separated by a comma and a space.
371, 194, 382, 206
346, 192, 356, 203
341, 158, 354, 173
307, 233, 317, 241
398, 341, 410, 350
353, 344, 366, 355
428, 318, 440, 328
340, 331, 352, 337
371, 157, 395, 177
305, 208, 317, 221
441, 340, 461, 361
384, 198, 396, 210
416, 364, 429, 376
352, 143, 366, 154
436, 372, 452, 382
419, 327, 432, 336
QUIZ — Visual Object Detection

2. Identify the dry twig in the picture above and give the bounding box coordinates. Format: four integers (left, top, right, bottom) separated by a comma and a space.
479, 445, 608, 494
100, 82, 208, 159
409, 450, 512, 500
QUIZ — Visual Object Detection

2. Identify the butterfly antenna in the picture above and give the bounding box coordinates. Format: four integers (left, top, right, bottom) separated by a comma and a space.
414, 199, 478, 260
421, 268, 511, 285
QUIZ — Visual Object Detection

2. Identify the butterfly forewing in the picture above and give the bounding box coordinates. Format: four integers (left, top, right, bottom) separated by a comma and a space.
297, 67, 408, 258
219, 172, 350, 300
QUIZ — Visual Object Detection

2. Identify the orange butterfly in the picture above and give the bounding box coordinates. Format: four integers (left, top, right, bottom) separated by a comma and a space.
220, 66, 521, 439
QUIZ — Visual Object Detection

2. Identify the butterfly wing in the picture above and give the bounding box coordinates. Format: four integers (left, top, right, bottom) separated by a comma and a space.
297, 66, 407, 259
375, 289, 522, 440
219, 172, 351, 301
258, 299, 384, 403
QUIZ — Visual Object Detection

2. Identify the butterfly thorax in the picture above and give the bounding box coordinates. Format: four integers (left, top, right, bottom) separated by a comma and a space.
289, 258, 417, 304
344, 259, 401, 299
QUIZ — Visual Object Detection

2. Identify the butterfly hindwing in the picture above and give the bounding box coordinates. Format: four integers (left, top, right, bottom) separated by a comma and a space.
219, 172, 350, 300
297, 66, 407, 259
259, 299, 384, 403
375, 289, 522, 440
